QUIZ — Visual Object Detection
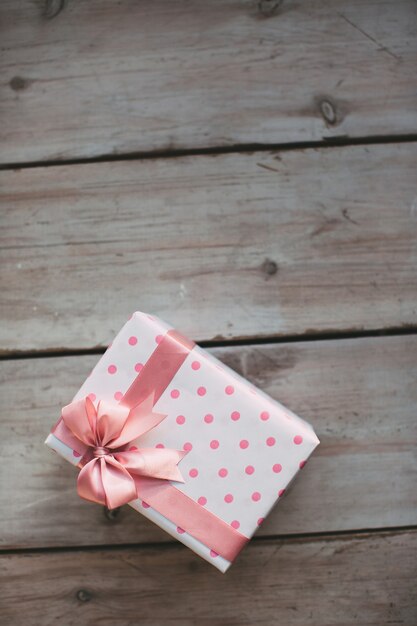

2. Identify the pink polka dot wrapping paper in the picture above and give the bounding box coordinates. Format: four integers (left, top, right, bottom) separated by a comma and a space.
45, 311, 319, 572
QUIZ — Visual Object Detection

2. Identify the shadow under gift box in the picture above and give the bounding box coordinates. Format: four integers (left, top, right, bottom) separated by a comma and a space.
45, 311, 319, 572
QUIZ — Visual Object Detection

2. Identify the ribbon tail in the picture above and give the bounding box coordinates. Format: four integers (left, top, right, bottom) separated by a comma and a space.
109, 394, 167, 448
114, 448, 188, 482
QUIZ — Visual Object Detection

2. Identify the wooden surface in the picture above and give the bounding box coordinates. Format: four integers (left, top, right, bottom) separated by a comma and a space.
2, 532, 416, 626
2, 143, 417, 353
1, 0, 416, 164
1, 1, 416, 624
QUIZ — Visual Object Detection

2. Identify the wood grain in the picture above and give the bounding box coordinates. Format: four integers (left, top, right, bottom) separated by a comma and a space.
2, 143, 417, 353
0, 0, 416, 164
1, 335, 416, 550
2, 532, 416, 625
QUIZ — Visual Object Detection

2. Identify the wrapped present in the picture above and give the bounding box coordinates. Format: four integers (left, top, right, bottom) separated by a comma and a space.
45, 312, 319, 572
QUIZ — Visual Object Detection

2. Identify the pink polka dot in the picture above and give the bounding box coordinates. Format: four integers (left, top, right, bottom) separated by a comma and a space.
278, 489, 286, 497
294, 435, 303, 445
225, 385, 234, 395
176, 526, 185, 534
245, 465, 255, 475
114, 391, 123, 401
198, 496, 207, 506
257, 517, 265, 526
273, 463, 282, 473
176, 415, 185, 425
266, 437, 276, 447
87, 393, 96, 402
210, 439, 219, 449
197, 386, 206, 396
107, 364, 117, 374
231, 410, 240, 421
155, 443, 165, 448
142, 501, 150, 508
218, 468, 228, 478
239, 439, 249, 449
155, 335, 163, 344
210, 550, 218, 558
252, 491, 261, 502
191, 361, 201, 370
128, 446, 138, 452
72, 449, 81, 458
134, 362, 143, 373
189, 468, 198, 478
170, 389, 180, 399
231, 520, 240, 529
183, 442, 193, 451
204, 413, 214, 424
224, 493, 234, 503
260, 411, 270, 421
128, 336, 137, 346
299, 460, 307, 469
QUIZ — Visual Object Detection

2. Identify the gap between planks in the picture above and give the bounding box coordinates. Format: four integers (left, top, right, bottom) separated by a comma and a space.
1, 326, 417, 361
1, 133, 416, 172
2, 531, 416, 626
1, 525, 416, 557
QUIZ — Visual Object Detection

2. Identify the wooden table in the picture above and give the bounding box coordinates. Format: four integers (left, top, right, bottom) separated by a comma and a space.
1, 1, 416, 624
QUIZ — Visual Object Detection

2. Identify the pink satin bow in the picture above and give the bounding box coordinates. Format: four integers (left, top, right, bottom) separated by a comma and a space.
61, 395, 186, 509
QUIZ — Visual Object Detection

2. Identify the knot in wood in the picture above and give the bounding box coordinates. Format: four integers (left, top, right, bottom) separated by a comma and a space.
319, 99, 337, 125
258, 0, 284, 17
10, 76, 28, 92
76, 589, 92, 603
44, 0, 66, 19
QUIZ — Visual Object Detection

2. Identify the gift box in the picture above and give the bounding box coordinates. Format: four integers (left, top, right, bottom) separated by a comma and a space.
45, 311, 319, 572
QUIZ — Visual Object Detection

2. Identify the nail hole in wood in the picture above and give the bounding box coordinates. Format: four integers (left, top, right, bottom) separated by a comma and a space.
262, 258, 278, 277
104, 506, 122, 522
77, 589, 92, 603
10, 76, 29, 92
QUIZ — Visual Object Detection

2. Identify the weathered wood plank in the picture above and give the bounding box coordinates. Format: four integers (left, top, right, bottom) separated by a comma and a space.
2, 532, 416, 625
1, 0, 416, 164
1, 335, 416, 550
1, 143, 417, 353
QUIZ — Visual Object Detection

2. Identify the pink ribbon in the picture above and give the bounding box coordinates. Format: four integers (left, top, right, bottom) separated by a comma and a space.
61, 394, 187, 510
51, 328, 249, 562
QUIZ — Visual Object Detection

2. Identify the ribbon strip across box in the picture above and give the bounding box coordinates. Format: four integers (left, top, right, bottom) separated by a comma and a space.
45, 311, 319, 572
